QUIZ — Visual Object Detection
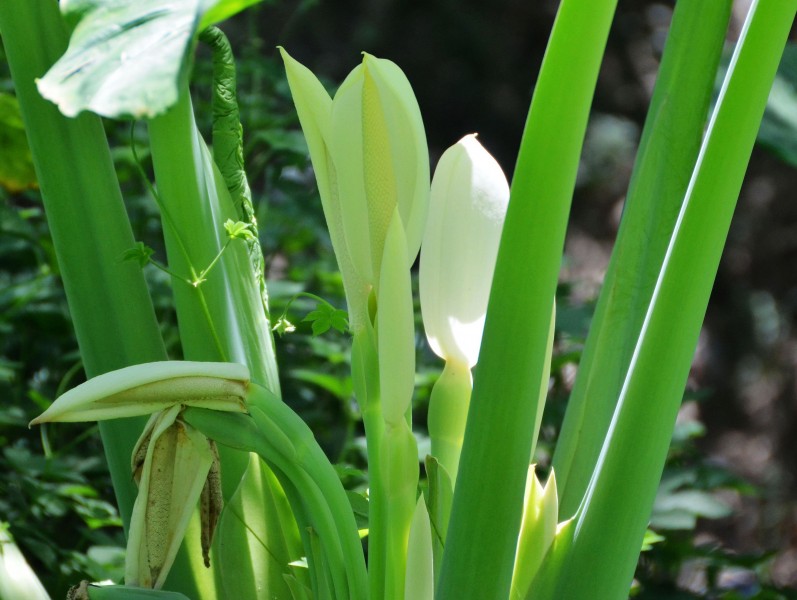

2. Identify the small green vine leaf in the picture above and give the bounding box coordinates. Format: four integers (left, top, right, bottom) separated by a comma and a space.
224, 219, 256, 242
303, 303, 349, 336
121, 242, 155, 267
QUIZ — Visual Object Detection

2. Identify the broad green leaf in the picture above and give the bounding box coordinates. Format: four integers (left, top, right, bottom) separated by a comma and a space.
37, 0, 260, 119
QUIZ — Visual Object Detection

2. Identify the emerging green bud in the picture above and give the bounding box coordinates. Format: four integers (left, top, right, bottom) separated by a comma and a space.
511, 467, 559, 599
420, 134, 509, 369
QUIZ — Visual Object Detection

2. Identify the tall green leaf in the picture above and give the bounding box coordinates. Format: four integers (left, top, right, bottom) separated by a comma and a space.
435, 1, 617, 598
546, 2, 797, 597
0, 0, 166, 533
553, 0, 733, 519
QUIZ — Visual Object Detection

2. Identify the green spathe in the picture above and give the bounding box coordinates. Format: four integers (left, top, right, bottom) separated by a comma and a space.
30, 361, 249, 425
30, 361, 251, 590
280, 48, 429, 325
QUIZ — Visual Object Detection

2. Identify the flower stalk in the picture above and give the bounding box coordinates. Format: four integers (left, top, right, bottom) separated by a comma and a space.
283, 49, 428, 599
420, 134, 509, 485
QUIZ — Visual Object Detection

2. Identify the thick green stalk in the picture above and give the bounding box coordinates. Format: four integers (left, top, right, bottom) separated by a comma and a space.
547, 2, 797, 597
379, 421, 418, 600
182, 383, 369, 600
435, 1, 617, 598
427, 361, 471, 486
147, 87, 302, 599
0, 0, 166, 531
351, 326, 386, 600
552, 0, 733, 519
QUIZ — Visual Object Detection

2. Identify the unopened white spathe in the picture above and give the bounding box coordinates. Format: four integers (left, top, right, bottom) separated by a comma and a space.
420, 134, 509, 368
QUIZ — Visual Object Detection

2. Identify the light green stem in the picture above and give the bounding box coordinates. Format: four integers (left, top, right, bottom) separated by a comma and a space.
183, 382, 369, 600
427, 361, 472, 486
352, 327, 386, 600
380, 421, 419, 600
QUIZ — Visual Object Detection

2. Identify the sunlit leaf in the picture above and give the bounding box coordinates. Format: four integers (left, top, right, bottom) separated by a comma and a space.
37, 0, 260, 119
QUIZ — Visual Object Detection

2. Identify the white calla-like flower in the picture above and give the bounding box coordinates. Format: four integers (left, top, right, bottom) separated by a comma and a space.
420, 134, 509, 368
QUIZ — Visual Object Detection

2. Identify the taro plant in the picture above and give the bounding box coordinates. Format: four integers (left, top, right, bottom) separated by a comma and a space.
1, 0, 795, 599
